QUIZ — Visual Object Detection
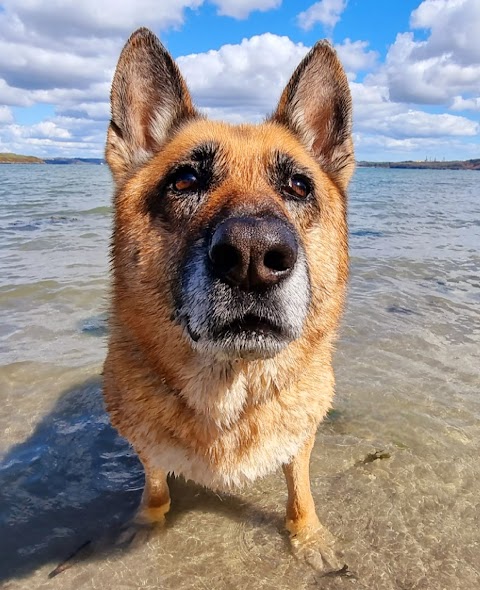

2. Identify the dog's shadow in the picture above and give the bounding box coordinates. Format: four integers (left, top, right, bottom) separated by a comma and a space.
0, 377, 283, 583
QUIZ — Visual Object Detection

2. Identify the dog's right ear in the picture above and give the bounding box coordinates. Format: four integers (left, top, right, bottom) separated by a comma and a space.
106, 28, 197, 186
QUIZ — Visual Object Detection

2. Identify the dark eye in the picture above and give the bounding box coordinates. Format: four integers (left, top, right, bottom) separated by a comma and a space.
286, 175, 310, 199
172, 168, 199, 192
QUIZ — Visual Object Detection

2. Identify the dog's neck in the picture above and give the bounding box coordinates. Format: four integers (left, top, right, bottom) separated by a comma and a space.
176, 355, 289, 429
111, 316, 327, 430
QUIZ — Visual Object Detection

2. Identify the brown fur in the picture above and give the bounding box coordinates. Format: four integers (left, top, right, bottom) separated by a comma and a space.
104, 28, 354, 572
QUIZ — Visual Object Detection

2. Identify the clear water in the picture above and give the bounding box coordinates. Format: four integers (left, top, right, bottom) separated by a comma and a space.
0, 164, 479, 589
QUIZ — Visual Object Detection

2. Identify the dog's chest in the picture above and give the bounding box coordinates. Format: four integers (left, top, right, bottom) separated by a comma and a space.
147, 361, 313, 490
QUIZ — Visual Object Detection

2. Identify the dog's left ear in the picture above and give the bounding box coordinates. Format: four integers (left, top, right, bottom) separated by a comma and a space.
271, 41, 354, 191
106, 28, 197, 186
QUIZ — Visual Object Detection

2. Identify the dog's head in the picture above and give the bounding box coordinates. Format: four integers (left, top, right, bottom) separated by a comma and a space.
107, 28, 353, 362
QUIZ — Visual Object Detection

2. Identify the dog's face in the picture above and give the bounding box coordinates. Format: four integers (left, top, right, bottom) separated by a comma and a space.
167, 121, 313, 360
107, 29, 354, 362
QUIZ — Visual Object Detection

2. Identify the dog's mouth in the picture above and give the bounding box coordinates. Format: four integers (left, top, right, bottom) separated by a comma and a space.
184, 311, 290, 359
186, 313, 285, 342
214, 314, 283, 338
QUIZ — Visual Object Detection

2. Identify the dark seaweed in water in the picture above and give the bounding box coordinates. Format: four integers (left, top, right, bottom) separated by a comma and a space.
386, 305, 420, 316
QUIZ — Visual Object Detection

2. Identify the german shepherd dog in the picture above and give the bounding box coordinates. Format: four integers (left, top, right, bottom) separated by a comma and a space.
104, 28, 354, 573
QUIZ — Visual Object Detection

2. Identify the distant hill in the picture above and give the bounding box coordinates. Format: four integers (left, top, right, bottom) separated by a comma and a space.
0, 152, 44, 164
357, 159, 480, 170
0, 152, 105, 165
44, 157, 105, 165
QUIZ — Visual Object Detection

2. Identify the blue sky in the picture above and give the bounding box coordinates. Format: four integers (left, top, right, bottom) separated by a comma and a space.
0, 0, 479, 161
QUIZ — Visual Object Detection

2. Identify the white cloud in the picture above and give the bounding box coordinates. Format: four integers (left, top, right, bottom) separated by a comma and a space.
335, 39, 378, 72
385, 0, 480, 105
0, 40, 113, 91
57, 102, 111, 121
0, 79, 32, 107
410, 0, 480, 64
8, 121, 71, 140
354, 132, 480, 161
178, 34, 309, 116
0, 115, 106, 157
350, 79, 478, 141
0, 106, 14, 125
0, 0, 204, 38
297, 0, 347, 32
451, 96, 480, 112
212, 0, 282, 19
0, 0, 283, 38
386, 32, 480, 104
350, 81, 404, 122
370, 110, 478, 139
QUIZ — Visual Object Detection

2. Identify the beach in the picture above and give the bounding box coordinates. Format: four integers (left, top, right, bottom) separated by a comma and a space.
1, 164, 479, 589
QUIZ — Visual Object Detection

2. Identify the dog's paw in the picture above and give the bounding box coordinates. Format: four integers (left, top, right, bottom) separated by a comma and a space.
115, 501, 170, 548
136, 499, 171, 526
114, 518, 158, 549
288, 522, 353, 578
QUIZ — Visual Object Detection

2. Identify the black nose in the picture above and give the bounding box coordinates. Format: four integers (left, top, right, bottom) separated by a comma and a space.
208, 216, 298, 291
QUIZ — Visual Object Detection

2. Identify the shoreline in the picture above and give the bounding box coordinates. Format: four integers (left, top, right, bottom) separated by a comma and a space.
357, 158, 480, 171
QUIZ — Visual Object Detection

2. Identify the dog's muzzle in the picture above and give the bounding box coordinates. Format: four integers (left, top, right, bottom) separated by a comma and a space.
179, 215, 310, 360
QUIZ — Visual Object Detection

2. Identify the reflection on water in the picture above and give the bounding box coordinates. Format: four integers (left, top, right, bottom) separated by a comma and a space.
0, 166, 479, 589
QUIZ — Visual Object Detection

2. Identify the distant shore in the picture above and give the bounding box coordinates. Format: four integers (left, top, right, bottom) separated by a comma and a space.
357, 158, 480, 170
1, 152, 479, 170
0, 153, 105, 165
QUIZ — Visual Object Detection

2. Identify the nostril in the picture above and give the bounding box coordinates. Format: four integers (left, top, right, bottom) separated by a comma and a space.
264, 248, 294, 273
210, 243, 241, 274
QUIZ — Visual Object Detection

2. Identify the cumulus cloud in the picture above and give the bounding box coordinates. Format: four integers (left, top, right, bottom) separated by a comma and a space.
354, 133, 480, 159
178, 34, 379, 122
0, 79, 32, 107
385, 0, 480, 105
297, 0, 348, 32
0, 115, 106, 157
367, 110, 478, 139
410, 0, 480, 65
350, 80, 478, 145
335, 39, 378, 72
0, 0, 204, 38
0, 41, 113, 91
0, 106, 14, 125
451, 96, 480, 112
0, 0, 283, 38
213, 0, 282, 19
178, 34, 309, 118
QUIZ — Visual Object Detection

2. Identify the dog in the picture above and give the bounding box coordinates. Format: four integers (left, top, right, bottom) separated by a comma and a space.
103, 27, 354, 573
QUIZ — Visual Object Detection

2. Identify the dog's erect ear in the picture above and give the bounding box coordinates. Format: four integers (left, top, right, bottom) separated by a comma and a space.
106, 28, 197, 186
271, 41, 354, 191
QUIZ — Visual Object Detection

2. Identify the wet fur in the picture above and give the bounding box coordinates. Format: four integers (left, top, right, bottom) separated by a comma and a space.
104, 27, 353, 545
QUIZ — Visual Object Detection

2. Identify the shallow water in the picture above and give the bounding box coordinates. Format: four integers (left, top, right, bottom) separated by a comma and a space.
0, 165, 479, 589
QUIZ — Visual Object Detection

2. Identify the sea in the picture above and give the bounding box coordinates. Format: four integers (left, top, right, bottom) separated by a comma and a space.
0, 164, 479, 590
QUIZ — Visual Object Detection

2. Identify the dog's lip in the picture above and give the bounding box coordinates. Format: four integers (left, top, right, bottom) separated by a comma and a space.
214, 314, 283, 337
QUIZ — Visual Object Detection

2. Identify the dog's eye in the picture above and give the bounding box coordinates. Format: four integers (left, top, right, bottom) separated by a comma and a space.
172, 168, 199, 192
286, 175, 310, 199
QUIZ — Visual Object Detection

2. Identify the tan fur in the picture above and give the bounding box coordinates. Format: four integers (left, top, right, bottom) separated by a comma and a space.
104, 28, 354, 572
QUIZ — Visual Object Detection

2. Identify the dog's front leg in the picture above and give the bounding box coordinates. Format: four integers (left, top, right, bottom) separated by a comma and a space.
283, 435, 344, 575
137, 453, 171, 525
113, 454, 170, 548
